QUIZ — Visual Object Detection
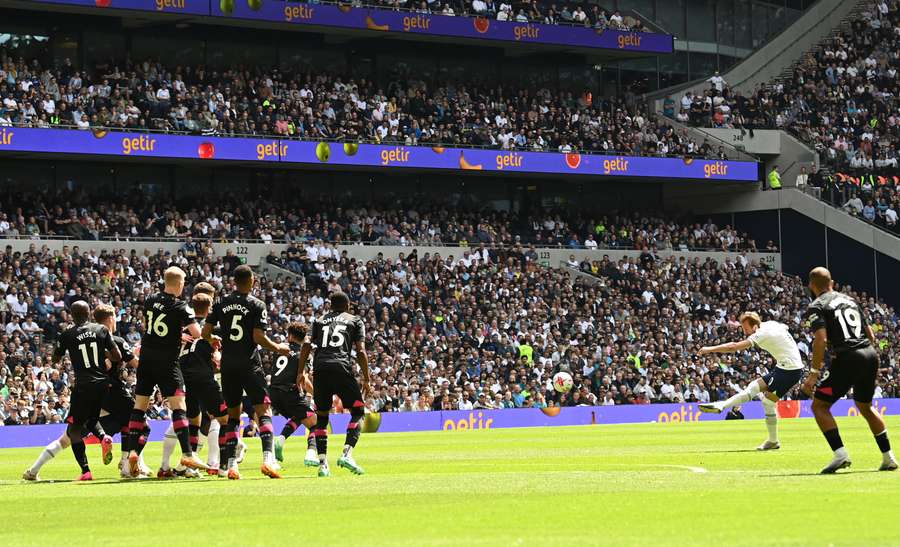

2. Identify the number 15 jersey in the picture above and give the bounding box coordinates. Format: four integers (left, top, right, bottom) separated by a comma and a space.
805, 291, 871, 353
311, 311, 364, 373
208, 292, 268, 368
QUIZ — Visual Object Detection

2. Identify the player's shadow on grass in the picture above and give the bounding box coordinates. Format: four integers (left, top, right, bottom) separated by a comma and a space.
759, 470, 881, 477
72, 475, 317, 486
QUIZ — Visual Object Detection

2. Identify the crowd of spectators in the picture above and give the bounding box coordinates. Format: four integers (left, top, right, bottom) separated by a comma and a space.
333, 0, 648, 31
674, 0, 900, 172
0, 236, 896, 425
0, 188, 767, 252
0, 48, 723, 159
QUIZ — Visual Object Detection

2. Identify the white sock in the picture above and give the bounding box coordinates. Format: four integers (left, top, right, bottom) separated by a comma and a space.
319, 453, 327, 464
720, 382, 761, 409
834, 446, 849, 459
884, 449, 896, 463
207, 420, 221, 469
342, 445, 352, 458
263, 451, 273, 465
761, 398, 778, 443
31, 440, 63, 472
161, 424, 177, 471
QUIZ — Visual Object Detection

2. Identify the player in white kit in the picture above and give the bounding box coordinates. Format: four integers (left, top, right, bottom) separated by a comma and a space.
697, 312, 804, 450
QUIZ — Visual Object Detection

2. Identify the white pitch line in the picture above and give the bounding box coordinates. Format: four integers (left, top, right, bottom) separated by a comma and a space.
635, 464, 708, 474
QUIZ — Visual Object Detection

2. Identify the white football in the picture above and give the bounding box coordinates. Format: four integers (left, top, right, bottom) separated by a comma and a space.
552, 371, 574, 393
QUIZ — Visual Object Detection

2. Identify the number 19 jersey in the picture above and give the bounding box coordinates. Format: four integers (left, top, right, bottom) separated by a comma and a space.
805, 291, 871, 353
208, 292, 268, 368
311, 311, 364, 373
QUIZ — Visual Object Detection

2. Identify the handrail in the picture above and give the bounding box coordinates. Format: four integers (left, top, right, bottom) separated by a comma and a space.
0, 234, 772, 253
0, 122, 753, 162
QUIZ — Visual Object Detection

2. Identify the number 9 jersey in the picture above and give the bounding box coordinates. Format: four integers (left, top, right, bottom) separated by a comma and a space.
805, 291, 872, 353
311, 311, 365, 373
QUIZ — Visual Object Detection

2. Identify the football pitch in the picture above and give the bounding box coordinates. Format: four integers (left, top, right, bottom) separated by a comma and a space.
2, 417, 900, 546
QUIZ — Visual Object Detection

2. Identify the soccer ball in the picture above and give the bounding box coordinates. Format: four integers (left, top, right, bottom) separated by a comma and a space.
552, 372, 573, 393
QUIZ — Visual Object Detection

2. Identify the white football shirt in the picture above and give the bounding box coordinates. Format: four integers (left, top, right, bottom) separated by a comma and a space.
747, 321, 803, 370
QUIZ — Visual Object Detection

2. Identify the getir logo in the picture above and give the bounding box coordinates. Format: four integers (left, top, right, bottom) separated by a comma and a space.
656, 405, 703, 424
122, 135, 157, 155
703, 161, 729, 178
848, 400, 889, 417
443, 411, 494, 430
380, 147, 410, 165
495, 152, 523, 170
617, 33, 642, 48
0, 128, 12, 146
603, 157, 629, 174
514, 24, 539, 40
284, 5, 314, 21
256, 141, 287, 160
403, 14, 430, 31
156, 0, 185, 10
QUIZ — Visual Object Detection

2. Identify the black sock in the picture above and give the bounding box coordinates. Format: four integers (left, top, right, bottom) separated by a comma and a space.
345, 419, 362, 450
120, 427, 131, 454
224, 418, 240, 465
876, 430, 892, 454
259, 415, 274, 454
314, 430, 327, 459
189, 424, 201, 453
127, 410, 146, 453
72, 440, 90, 474
280, 418, 299, 438
172, 409, 192, 456
824, 428, 844, 451
135, 425, 150, 455
90, 420, 106, 440
199, 414, 211, 437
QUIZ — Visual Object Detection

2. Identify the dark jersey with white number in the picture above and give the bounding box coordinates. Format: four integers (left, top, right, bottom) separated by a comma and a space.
207, 292, 268, 367
311, 311, 364, 372
109, 335, 135, 387
270, 342, 302, 390
141, 292, 195, 365
805, 291, 871, 353
55, 322, 117, 385
179, 321, 216, 372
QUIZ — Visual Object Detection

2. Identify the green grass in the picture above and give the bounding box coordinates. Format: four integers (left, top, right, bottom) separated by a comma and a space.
2, 417, 900, 546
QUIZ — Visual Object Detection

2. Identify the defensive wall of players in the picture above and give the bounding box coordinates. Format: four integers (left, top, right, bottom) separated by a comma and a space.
0, 239, 783, 272
1, 399, 893, 449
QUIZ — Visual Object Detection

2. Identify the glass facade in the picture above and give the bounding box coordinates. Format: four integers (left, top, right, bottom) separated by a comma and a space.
603, 0, 816, 93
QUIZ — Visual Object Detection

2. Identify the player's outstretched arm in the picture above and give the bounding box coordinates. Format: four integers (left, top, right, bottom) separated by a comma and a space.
801, 327, 828, 396
253, 328, 291, 355
698, 339, 752, 356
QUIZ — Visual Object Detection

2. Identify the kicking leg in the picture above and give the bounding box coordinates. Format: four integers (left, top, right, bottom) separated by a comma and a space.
856, 402, 897, 471
701, 378, 764, 414
813, 397, 851, 474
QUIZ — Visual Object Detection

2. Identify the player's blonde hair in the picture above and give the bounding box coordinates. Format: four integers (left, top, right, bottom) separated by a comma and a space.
739, 311, 761, 327
93, 304, 116, 323
164, 266, 186, 287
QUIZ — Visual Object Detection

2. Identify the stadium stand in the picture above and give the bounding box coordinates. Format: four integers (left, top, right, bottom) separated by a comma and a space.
669, 1, 900, 234
0, 235, 895, 425
0, 51, 723, 158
